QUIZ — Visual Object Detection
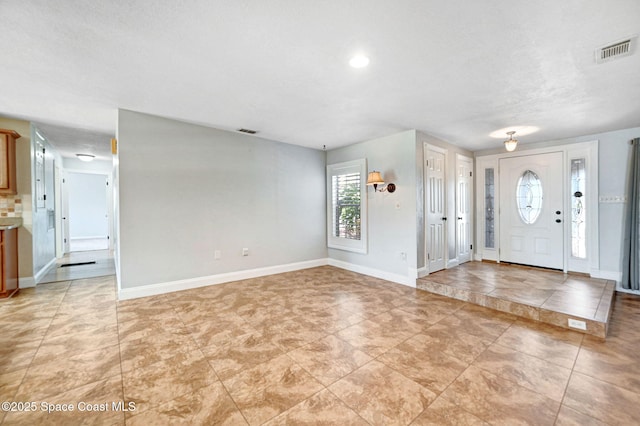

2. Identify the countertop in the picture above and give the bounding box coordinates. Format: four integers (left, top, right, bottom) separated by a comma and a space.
0, 218, 22, 230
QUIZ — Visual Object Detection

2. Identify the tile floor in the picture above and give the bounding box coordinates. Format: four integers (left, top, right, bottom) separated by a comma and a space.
1, 265, 640, 425
38, 250, 115, 284
418, 262, 615, 337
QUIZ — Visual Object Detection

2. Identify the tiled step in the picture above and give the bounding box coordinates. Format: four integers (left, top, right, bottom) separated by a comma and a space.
417, 274, 615, 339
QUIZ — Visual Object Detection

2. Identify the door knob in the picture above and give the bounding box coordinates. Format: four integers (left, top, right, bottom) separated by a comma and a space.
442, 217, 447, 221
555, 219, 562, 223
457, 217, 463, 220
555, 210, 561, 215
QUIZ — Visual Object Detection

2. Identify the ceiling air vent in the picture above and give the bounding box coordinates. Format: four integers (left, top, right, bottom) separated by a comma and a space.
596, 37, 636, 63
237, 128, 257, 134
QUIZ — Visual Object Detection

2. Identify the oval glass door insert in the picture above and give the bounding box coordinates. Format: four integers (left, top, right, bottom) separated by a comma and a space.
516, 170, 543, 224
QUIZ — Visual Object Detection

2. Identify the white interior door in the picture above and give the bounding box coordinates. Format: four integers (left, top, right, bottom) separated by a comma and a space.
61, 171, 70, 254
456, 154, 472, 264
426, 146, 447, 272
499, 152, 564, 269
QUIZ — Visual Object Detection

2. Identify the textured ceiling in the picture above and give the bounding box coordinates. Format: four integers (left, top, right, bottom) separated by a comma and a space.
1, 0, 639, 155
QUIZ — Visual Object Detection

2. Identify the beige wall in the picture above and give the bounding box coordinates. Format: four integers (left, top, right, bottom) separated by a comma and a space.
0, 117, 33, 282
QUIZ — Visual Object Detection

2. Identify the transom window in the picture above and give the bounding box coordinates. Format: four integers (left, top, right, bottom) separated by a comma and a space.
516, 170, 543, 225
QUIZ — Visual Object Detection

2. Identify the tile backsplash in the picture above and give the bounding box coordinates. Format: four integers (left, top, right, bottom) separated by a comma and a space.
0, 195, 22, 217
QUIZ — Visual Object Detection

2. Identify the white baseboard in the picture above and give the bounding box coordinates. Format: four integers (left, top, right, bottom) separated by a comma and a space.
418, 267, 429, 278
446, 259, 459, 269
408, 266, 429, 279
118, 258, 329, 300
590, 269, 622, 283
616, 285, 640, 295
19, 276, 36, 288
328, 259, 415, 288
34, 257, 57, 284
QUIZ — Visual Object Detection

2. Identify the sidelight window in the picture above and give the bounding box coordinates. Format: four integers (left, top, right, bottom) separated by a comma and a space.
571, 159, 587, 258
485, 168, 495, 248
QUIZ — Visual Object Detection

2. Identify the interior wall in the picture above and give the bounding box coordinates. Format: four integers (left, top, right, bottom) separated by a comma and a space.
327, 130, 418, 281
117, 109, 327, 289
584, 127, 639, 276
0, 117, 33, 282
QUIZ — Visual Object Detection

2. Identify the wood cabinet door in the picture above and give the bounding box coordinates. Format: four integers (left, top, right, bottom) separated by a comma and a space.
0, 131, 17, 195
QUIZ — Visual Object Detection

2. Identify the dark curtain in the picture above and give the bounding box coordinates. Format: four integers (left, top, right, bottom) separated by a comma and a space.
622, 138, 640, 290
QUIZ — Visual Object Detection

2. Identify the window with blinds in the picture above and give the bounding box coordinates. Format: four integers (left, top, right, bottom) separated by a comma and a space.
332, 172, 361, 240
326, 159, 368, 253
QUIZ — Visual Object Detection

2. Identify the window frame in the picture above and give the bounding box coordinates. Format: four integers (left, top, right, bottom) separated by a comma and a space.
326, 159, 368, 253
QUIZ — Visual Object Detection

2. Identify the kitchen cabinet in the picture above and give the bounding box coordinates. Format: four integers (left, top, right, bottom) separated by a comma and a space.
0, 128, 20, 195
0, 227, 18, 298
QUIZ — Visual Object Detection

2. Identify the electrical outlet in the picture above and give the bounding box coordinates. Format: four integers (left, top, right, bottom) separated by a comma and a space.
214, 250, 221, 260
242, 248, 249, 256
568, 318, 587, 330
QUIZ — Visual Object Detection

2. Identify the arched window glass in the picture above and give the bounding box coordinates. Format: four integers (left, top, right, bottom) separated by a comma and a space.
516, 170, 543, 224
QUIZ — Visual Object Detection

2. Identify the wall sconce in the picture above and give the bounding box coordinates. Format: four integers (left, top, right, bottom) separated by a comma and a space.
367, 171, 396, 193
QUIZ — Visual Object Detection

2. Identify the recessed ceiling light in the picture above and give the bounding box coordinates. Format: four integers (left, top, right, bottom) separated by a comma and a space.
76, 154, 95, 162
349, 55, 370, 68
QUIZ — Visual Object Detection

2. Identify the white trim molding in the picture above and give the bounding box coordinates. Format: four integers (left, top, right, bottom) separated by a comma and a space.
409, 266, 429, 279
446, 259, 459, 269
329, 259, 416, 287
19, 276, 36, 288
34, 257, 57, 284
590, 269, 622, 283
118, 259, 328, 300
616, 285, 640, 295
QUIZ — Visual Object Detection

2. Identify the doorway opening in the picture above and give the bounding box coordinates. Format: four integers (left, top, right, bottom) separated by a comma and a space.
39, 168, 115, 284
64, 171, 110, 253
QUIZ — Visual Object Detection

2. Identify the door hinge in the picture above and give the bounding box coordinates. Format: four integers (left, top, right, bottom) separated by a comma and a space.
43, 194, 46, 201
470, 171, 472, 177
470, 244, 473, 250
62, 178, 65, 183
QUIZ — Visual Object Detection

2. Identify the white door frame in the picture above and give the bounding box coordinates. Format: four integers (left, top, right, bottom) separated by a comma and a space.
424, 143, 448, 273
474, 140, 599, 275
58, 168, 114, 254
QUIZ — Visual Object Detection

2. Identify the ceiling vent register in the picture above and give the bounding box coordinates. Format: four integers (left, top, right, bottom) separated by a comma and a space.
596, 37, 636, 63
237, 128, 258, 134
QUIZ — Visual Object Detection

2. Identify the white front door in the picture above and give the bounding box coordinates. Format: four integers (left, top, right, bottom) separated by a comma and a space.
456, 154, 472, 264
499, 152, 564, 269
426, 146, 447, 272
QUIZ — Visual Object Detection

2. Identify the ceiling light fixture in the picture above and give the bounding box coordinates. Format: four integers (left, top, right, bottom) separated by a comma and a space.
349, 54, 370, 68
76, 154, 95, 162
504, 131, 518, 152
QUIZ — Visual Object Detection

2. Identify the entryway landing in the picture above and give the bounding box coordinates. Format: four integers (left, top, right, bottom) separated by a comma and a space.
417, 262, 614, 338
